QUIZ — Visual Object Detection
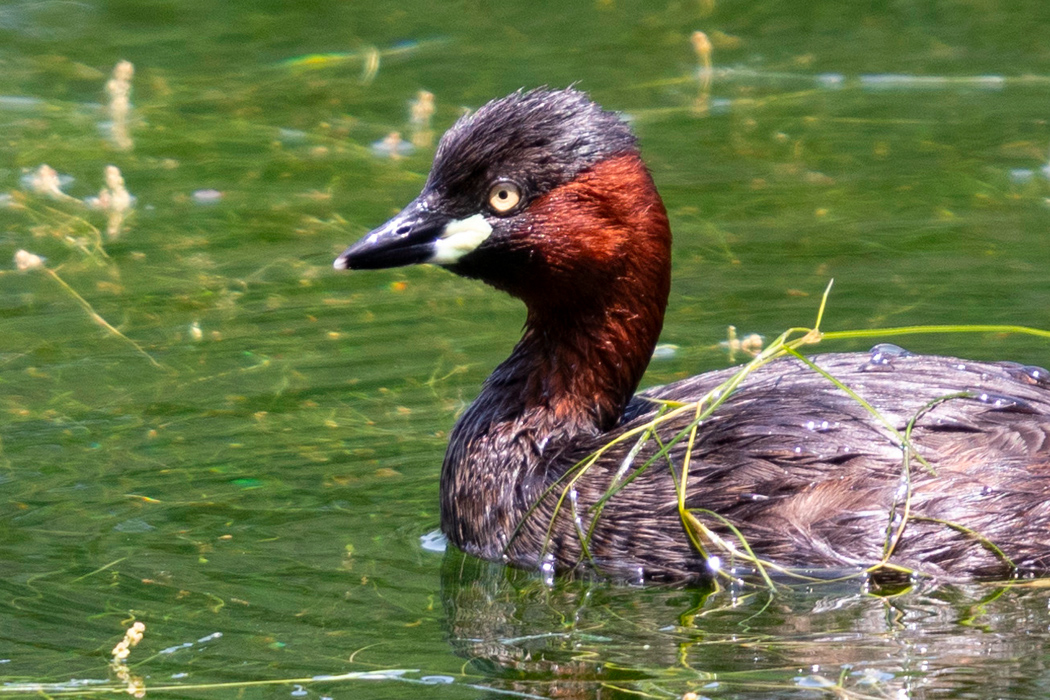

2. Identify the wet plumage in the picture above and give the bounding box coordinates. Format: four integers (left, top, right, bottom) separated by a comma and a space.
335, 88, 1050, 583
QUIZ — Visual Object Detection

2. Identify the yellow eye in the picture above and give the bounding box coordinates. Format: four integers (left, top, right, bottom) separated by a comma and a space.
487, 181, 521, 214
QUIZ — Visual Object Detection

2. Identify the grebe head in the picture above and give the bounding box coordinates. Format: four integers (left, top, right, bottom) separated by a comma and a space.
336, 88, 672, 428
334, 88, 671, 313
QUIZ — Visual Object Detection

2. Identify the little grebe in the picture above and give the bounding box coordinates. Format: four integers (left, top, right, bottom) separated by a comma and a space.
335, 88, 1050, 583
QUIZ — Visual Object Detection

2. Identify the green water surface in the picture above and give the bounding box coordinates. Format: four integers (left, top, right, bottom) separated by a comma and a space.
3, 1, 1050, 698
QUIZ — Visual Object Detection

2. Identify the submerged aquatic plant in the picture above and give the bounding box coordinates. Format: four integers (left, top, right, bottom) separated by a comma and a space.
11, 246, 162, 369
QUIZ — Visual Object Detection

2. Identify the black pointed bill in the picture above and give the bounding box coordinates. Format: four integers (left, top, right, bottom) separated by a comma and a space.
334, 199, 493, 271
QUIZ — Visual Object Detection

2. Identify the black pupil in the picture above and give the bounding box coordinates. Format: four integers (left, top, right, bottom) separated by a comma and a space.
498, 190, 508, 199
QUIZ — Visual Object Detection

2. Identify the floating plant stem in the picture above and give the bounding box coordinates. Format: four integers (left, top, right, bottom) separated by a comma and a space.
910, 516, 1015, 570
579, 407, 670, 553
682, 508, 853, 587
280, 38, 449, 70
0, 670, 429, 698
17, 197, 110, 265
783, 347, 902, 443
875, 392, 971, 565
676, 399, 712, 561
823, 324, 1050, 341
40, 266, 165, 370
877, 422, 919, 567
686, 509, 779, 589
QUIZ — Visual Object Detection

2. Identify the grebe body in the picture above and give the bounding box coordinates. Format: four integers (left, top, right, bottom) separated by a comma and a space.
335, 89, 1050, 582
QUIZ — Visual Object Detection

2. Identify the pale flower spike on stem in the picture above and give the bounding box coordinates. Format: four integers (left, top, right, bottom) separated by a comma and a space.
106, 59, 135, 150
110, 621, 147, 697
373, 131, 410, 160
88, 165, 135, 238
691, 30, 713, 116
24, 164, 79, 203
409, 90, 435, 147
110, 621, 146, 662
722, 325, 764, 362
14, 249, 45, 271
